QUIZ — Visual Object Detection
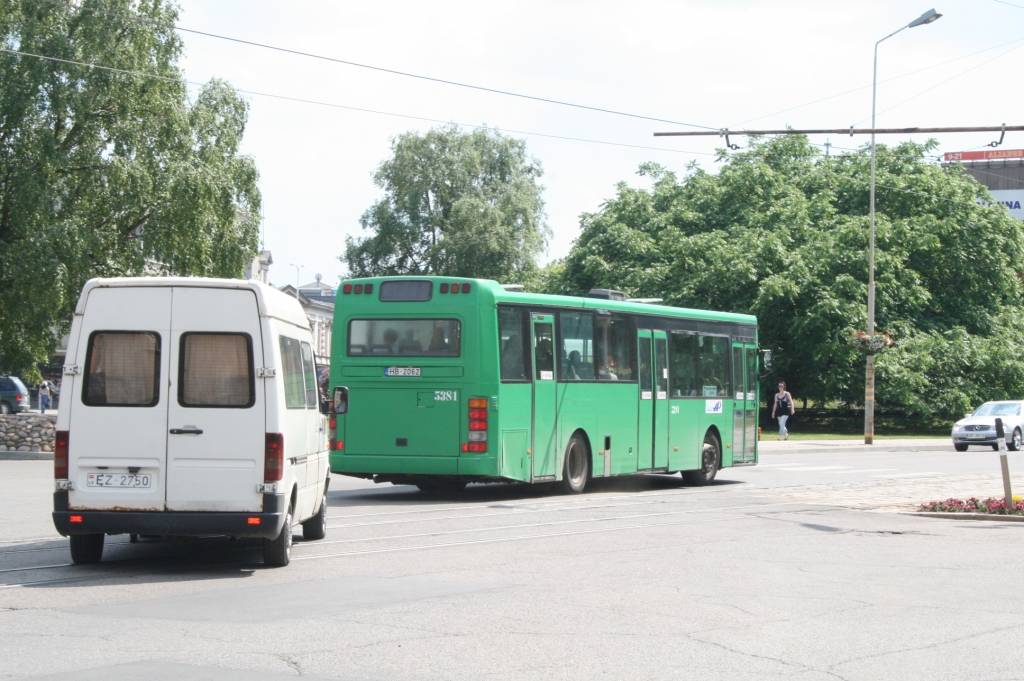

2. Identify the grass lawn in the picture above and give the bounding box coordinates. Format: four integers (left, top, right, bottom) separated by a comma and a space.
767, 432, 947, 441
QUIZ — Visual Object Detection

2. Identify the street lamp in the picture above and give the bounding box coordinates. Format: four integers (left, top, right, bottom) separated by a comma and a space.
865, 8, 942, 445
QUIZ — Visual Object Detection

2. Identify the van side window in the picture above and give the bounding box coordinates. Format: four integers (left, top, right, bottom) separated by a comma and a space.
82, 331, 161, 407
300, 342, 318, 409
280, 336, 305, 409
179, 333, 254, 408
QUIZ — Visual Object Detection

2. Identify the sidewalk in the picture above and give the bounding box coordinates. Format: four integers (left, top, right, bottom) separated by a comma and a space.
757, 437, 951, 455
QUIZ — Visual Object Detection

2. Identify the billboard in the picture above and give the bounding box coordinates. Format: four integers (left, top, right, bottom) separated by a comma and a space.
985, 190, 1024, 221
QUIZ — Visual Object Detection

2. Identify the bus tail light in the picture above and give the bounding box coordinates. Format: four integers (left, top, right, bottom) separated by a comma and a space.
55, 430, 69, 479
463, 397, 488, 453
265, 433, 284, 482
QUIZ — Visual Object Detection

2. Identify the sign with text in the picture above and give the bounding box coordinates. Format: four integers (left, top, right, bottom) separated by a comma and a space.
944, 149, 1024, 162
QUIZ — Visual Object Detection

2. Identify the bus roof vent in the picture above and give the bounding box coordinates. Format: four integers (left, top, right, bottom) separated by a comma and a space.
587, 288, 627, 301
501, 283, 525, 291
627, 297, 663, 304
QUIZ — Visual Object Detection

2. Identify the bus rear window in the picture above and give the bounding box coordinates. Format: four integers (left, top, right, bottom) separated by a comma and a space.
348, 319, 460, 357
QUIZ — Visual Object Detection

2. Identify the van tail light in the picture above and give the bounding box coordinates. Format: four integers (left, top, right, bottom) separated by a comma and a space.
15, 394, 23, 402
463, 397, 488, 453
55, 430, 69, 479
264, 433, 284, 482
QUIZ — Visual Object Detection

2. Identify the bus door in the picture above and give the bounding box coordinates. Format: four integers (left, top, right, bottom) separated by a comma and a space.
637, 329, 670, 470
637, 330, 654, 470
530, 314, 557, 480
743, 342, 758, 463
653, 331, 670, 469
731, 342, 758, 464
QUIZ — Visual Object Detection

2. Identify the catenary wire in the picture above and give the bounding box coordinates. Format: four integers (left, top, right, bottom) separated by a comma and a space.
0, 47, 718, 157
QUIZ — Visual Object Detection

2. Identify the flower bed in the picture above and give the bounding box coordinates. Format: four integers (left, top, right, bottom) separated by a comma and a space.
919, 497, 1024, 515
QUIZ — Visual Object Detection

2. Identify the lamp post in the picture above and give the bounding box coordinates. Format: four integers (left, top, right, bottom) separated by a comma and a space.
865, 8, 942, 445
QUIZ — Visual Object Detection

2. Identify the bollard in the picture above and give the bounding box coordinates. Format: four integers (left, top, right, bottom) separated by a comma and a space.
996, 418, 1014, 508
1001, 454, 1014, 509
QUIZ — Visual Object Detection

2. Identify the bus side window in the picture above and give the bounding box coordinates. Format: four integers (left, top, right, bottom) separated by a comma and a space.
498, 306, 528, 381
559, 311, 594, 380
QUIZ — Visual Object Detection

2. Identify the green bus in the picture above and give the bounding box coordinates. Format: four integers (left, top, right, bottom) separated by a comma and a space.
328, 277, 758, 494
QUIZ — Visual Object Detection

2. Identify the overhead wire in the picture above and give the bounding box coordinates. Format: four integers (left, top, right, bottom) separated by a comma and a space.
854, 40, 1024, 125
20, 0, 721, 131
174, 26, 721, 132
0, 47, 718, 157
734, 36, 1024, 128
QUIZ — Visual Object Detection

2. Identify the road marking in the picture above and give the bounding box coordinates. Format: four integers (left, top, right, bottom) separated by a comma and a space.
300, 501, 812, 563
773, 465, 851, 472
0, 562, 72, 575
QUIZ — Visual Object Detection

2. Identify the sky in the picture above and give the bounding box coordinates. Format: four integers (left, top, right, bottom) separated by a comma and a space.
174, 0, 1024, 288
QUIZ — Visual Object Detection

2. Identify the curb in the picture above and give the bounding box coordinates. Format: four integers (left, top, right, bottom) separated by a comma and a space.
0, 451, 53, 461
907, 511, 1024, 523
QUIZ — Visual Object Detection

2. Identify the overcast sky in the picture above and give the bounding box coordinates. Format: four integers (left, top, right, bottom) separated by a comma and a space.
175, 0, 1024, 288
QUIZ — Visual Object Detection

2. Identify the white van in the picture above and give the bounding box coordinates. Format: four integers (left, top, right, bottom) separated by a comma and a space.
52, 277, 330, 567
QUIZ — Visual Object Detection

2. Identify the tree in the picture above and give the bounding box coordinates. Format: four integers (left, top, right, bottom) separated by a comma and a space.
0, 0, 261, 377
344, 126, 548, 281
559, 136, 1024, 421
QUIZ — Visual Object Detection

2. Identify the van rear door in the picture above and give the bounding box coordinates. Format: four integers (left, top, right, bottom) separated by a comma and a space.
164, 287, 265, 512
69, 287, 171, 511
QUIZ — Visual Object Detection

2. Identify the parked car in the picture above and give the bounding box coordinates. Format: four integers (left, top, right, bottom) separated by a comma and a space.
951, 401, 1024, 451
52, 277, 330, 567
0, 376, 30, 414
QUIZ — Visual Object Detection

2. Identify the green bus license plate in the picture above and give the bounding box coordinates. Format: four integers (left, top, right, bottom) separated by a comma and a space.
87, 473, 152, 489
385, 367, 421, 377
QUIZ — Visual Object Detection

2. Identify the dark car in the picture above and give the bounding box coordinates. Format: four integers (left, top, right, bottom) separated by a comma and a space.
0, 376, 30, 414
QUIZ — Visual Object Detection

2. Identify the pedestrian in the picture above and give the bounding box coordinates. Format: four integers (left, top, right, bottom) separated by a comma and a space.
771, 380, 795, 440
38, 380, 51, 413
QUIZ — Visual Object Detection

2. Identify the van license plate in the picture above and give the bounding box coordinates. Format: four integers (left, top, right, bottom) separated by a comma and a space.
87, 473, 152, 489
385, 367, 421, 377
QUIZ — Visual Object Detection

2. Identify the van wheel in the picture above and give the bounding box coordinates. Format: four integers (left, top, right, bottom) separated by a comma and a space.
1010, 429, 1022, 452
954, 443, 968, 452
302, 497, 327, 541
263, 509, 293, 567
69, 534, 104, 564
561, 433, 590, 494
683, 433, 720, 486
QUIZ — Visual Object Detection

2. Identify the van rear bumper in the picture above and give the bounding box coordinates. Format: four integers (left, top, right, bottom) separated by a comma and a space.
52, 491, 286, 540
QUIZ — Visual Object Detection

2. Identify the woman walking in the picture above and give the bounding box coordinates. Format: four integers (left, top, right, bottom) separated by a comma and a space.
771, 381, 795, 440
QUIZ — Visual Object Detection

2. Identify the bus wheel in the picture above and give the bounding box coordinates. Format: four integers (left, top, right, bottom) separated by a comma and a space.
683, 433, 720, 486
561, 433, 590, 494
416, 479, 467, 497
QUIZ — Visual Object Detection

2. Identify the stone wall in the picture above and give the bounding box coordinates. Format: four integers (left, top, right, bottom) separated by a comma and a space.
0, 414, 56, 452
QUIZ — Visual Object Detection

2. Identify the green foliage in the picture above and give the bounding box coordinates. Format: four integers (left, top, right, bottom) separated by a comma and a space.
0, 0, 261, 375
345, 126, 548, 281
560, 136, 1024, 420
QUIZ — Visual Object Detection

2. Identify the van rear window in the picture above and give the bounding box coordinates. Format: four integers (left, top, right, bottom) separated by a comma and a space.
82, 331, 160, 407
348, 319, 460, 357
179, 333, 254, 408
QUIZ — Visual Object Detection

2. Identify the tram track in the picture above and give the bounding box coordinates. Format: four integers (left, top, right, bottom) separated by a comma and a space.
0, 500, 808, 588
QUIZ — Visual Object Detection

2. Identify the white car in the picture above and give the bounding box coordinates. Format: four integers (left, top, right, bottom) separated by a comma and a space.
951, 401, 1024, 452
52, 277, 330, 567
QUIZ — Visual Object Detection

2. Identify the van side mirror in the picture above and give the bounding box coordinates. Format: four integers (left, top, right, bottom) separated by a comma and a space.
333, 387, 348, 414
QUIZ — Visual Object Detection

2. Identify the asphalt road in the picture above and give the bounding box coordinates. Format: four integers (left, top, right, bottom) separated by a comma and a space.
3, 441, 1024, 681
